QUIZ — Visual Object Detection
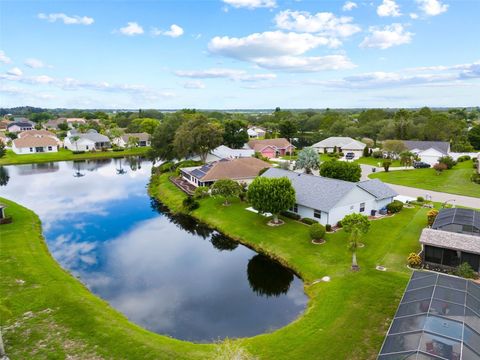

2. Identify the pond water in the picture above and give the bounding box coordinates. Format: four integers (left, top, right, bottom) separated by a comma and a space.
0, 159, 307, 342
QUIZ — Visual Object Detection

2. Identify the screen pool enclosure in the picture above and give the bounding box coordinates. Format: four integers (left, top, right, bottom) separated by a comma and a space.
378, 271, 480, 360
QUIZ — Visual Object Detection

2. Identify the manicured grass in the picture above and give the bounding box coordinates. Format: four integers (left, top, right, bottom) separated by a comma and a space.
369, 160, 480, 198
355, 157, 401, 167
0, 147, 150, 166
0, 197, 213, 359
150, 173, 433, 360
1, 174, 432, 359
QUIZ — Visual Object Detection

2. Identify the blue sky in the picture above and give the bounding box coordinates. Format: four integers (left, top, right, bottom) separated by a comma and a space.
1, 0, 479, 109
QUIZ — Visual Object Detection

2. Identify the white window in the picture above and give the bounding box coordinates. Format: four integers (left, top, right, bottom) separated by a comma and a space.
313, 209, 321, 219
360, 202, 365, 212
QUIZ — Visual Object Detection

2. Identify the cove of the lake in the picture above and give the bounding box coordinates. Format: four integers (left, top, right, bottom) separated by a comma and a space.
0, 158, 307, 342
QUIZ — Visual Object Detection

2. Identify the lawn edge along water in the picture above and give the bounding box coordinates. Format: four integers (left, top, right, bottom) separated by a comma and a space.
149, 172, 428, 360
0, 147, 150, 166
0, 197, 214, 359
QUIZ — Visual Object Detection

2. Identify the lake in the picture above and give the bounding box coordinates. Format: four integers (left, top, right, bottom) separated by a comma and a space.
0, 158, 307, 342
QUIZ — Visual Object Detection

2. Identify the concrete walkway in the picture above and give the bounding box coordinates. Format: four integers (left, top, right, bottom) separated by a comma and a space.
361, 164, 480, 208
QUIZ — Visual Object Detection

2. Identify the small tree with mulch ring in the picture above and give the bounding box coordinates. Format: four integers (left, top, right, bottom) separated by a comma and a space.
310, 223, 326, 244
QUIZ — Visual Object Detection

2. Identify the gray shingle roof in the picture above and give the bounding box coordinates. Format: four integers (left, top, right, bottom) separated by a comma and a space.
358, 179, 398, 200
262, 168, 396, 212
311, 137, 366, 150
403, 140, 450, 154
419, 228, 480, 254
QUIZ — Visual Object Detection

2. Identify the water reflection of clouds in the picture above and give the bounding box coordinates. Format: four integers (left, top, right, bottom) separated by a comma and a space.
3, 161, 152, 230
50, 233, 98, 269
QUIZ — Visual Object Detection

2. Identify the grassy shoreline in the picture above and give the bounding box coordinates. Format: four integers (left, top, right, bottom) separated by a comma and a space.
0, 147, 150, 166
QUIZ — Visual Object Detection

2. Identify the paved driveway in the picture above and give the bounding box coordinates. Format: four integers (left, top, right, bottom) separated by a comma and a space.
361, 164, 480, 208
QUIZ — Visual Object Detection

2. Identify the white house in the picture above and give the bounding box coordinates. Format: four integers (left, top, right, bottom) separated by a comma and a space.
18, 130, 61, 145
403, 141, 450, 165
262, 168, 397, 226
247, 126, 266, 139
7, 120, 34, 133
189, 145, 254, 162
312, 137, 366, 158
12, 135, 58, 154
112, 133, 151, 148
64, 129, 110, 151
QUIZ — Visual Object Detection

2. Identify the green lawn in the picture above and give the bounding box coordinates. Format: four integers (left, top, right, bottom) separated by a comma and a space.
355, 157, 401, 167
0, 147, 150, 166
369, 160, 480, 198
1, 174, 432, 359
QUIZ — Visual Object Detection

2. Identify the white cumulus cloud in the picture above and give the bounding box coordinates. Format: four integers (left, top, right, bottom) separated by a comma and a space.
7, 67, 23, 76
175, 68, 276, 82
342, 1, 358, 11
274, 10, 361, 37
183, 81, 206, 89
0, 50, 12, 64
222, 0, 276, 9
409, 13, 419, 19
416, 0, 448, 16
152, 24, 184, 38
377, 0, 401, 17
254, 55, 356, 72
38, 13, 94, 25
118, 22, 144, 36
24, 58, 50, 69
360, 24, 413, 49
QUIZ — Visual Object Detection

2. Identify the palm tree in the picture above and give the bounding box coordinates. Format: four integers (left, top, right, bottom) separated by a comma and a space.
71, 135, 80, 152
294, 147, 320, 174
341, 213, 370, 271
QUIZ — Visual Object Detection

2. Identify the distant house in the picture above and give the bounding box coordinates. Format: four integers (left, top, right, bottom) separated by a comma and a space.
247, 126, 266, 139
190, 145, 255, 162
64, 129, 110, 151
262, 168, 397, 226
311, 137, 366, 158
12, 135, 58, 154
420, 208, 480, 273
7, 120, 34, 133
403, 140, 450, 165
0, 118, 12, 130
113, 133, 151, 148
0, 132, 8, 144
247, 138, 294, 158
18, 130, 61, 145
180, 157, 271, 187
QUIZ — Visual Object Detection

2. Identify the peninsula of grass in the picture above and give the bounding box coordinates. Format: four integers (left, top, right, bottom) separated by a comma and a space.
0, 147, 150, 166
1, 174, 431, 359
369, 160, 480, 198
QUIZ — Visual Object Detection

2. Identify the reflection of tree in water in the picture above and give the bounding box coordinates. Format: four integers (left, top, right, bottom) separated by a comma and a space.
126, 156, 142, 171
210, 232, 238, 251
150, 197, 214, 239
0, 166, 9, 186
247, 254, 294, 297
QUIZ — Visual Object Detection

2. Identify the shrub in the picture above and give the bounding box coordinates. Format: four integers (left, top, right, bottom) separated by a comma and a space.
183, 196, 199, 211
456, 155, 471, 162
363, 146, 370, 157
427, 209, 439, 226
336, 220, 343, 228
382, 159, 392, 172
438, 156, 456, 169
112, 147, 124, 152
301, 218, 318, 225
407, 253, 422, 268
280, 211, 301, 220
309, 223, 326, 240
211, 179, 241, 205
325, 224, 332, 232
417, 196, 425, 202
158, 161, 174, 173
471, 173, 480, 184
454, 262, 477, 279
433, 162, 448, 174
72, 150, 85, 154
319, 160, 361, 182
372, 150, 383, 159
386, 200, 403, 213
194, 186, 210, 199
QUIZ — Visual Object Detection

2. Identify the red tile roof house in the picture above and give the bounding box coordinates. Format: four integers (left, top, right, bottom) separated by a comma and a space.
247, 138, 295, 159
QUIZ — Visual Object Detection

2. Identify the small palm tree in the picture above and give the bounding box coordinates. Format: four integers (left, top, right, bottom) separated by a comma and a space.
294, 147, 320, 174
71, 135, 80, 151
341, 213, 370, 271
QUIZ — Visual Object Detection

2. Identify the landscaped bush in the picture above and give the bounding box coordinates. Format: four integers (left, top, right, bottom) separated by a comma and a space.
112, 147, 124, 152
456, 155, 471, 162
417, 196, 424, 202
194, 186, 210, 199
158, 161, 174, 173
382, 159, 392, 172
280, 211, 301, 220
407, 253, 422, 268
183, 196, 199, 211
427, 209, 439, 226
309, 223, 326, 240
336, 220, 343, 228
471, 173, 480, 184
325, 224, 332, 232
433, 162, 448, 174
438, 156, 456, 169
454, 262, 477, 279
301, 218, 318, 225
72, 151, 85, 154
386, 200, 403, 213
372, 150, 384, 159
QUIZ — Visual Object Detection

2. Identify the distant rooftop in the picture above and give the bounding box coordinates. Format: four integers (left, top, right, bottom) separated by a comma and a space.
403, 140, 450, 155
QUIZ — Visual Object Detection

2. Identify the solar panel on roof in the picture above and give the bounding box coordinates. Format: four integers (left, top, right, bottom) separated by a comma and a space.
378, 271, 480, 360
